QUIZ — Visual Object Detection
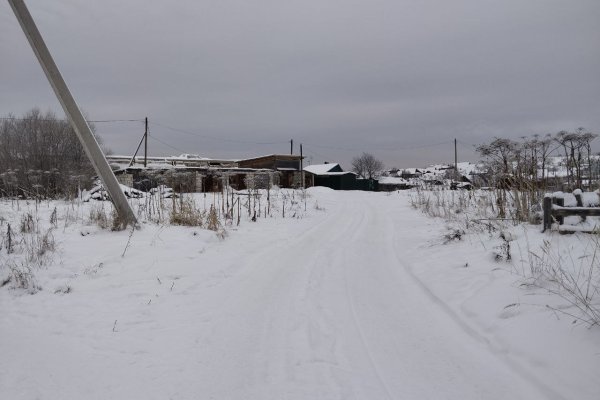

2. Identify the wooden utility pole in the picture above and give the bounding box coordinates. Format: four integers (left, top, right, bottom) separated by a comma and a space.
454, 138, 458, 181
300, 143, 305, 188
290, 139, 293, 155
144, 117, 148, 167
128, 117, 148, 168
9, 0, 136, 226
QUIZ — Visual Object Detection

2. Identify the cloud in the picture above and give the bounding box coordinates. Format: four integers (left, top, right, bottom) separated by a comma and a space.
2, 0, 599, 168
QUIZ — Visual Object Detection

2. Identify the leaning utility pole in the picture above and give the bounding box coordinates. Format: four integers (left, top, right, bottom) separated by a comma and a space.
9, 0, 136, 226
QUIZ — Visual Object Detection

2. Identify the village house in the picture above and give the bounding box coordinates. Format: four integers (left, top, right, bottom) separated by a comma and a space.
106, 154, 303, 193
303, 163, 378, 191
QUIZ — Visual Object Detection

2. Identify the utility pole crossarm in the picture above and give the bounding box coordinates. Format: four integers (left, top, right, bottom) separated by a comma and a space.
9, 0, 136, 226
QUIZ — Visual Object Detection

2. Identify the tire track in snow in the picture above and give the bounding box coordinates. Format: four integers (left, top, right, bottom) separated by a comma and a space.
187, 191, 565, 399
205, 196, 367, 399
338, 202, 396, 400
167, 198, 358, 399
264, 196, 397, 399
310, 196, 400, 399
280, 197, 384, 399
387, 197, 566, 400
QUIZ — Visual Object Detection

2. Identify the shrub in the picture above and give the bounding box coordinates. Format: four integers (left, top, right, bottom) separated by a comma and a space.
206, 205, 220, 231
170, 198, 204, 227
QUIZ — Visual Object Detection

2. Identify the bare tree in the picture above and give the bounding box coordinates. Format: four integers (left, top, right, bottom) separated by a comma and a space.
534, 134, 556, 190
476, 138, 520, 218
0, 108, 100, 198
555, 128, 598, 189
351, 152, 384, 179
476, 130, 597, 221
476, 138, 518, 176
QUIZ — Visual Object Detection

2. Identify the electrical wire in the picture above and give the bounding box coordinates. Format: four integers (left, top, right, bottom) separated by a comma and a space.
301, 142, 359, 152
150, 121, 289, 146
1, 116, 480, 155
389, 140, 454, 151
303, 149, 335, 163
301, 139, 454, 154
147, 134, 187, 154
456, 139, 480, 148
0, 117, 144, 123
88, 119, 145, 123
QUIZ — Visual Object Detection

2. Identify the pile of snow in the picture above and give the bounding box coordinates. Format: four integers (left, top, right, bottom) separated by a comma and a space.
149, 185, 177, 198
82, 182, 145, 201
82, 182, 179, 201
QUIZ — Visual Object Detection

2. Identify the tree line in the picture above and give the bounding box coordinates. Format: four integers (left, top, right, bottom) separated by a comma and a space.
0, 108, 100, 198
476, 128, 597, 221
476, 128, 598, 191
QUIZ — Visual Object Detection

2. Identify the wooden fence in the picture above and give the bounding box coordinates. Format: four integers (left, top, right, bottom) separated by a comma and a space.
542, 190, 600, 232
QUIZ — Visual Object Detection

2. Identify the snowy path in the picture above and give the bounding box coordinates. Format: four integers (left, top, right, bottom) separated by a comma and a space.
192, 193, 550, 399
0, 191, 576, 399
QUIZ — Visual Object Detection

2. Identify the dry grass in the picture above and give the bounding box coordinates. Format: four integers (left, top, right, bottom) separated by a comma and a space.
525, 236, 600, 327
410, 187, 600, 327
170, 197, 204, 227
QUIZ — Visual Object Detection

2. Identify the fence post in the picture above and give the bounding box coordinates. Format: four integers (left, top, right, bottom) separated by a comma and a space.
574, 190, 586, 222
552, 196, 564, 225
574, 190, 583, 207
543, 196, 552, 232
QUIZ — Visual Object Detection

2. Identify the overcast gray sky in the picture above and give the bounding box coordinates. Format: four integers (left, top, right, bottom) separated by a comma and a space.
2, 0, 599, 169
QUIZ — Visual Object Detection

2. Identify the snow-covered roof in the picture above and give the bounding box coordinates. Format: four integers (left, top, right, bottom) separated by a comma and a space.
304, 163, 341, 175
319, 171, 356, 176
379, 176, 409, 185
456, 162, 481, 176
177, 154, 211, 160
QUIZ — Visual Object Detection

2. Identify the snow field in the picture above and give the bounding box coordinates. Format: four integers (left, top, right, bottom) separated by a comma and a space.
0, 188, 599, 399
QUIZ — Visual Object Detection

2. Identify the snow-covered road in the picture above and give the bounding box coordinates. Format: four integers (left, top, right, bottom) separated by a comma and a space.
187, 192, 552, 399
1, 190, 592, 399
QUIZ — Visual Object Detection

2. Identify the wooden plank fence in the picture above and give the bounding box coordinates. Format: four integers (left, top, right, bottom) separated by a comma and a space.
542, 190, 600, 232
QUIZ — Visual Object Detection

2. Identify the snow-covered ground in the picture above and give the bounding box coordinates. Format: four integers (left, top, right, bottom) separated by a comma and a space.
1, 188, 599, 399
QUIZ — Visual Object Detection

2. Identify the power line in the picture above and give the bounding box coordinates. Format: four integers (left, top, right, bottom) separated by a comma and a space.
1, 115, 479, 154
0, 117, 144, 123
456, 139, 479, 148
301, 142, 359, 152
150, 121, 289, 146
147, 134, 187, 154
89, 119, 145, 123
304, 149, 335, 163
389, 140, 454, 151
301, 139, 454, 154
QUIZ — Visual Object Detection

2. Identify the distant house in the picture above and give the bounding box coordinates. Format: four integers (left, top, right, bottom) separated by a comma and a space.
238, 154, 303, 188
378, 176, 413, 191
450, 181, 473, 190
385, 168, 401, 177
304, 163, 344, 175
400, 168, 423, 179
304, 163, 378, 191
107, 153, 303, 192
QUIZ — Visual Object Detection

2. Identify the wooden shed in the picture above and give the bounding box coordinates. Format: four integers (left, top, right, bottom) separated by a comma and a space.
238, 155, 303, 188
